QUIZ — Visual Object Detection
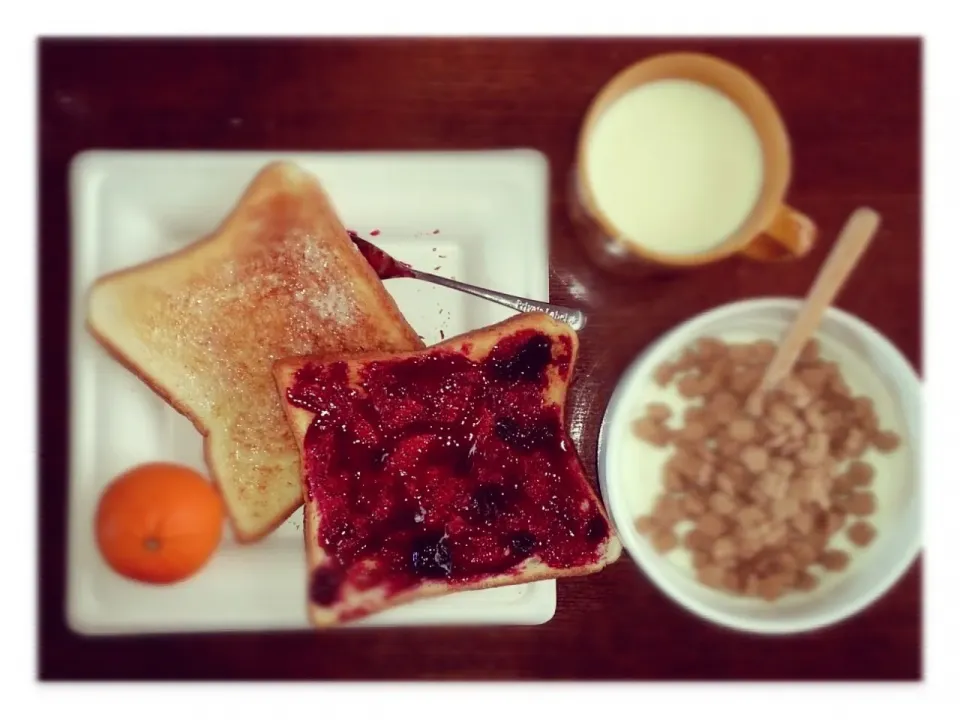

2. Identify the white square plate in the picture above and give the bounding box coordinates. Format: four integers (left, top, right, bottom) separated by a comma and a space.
68, 149, 554, 634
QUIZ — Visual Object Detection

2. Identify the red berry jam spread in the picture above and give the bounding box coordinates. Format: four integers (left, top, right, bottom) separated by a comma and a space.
348, 231, 414, 280
286, 330, 611, 607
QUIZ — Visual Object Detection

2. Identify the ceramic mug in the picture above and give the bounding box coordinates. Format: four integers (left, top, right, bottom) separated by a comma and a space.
571, 52, 817, 273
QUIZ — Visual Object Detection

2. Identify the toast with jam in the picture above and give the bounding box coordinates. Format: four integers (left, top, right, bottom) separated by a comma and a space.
273, 312, 622, 627
86, 161, 424, 543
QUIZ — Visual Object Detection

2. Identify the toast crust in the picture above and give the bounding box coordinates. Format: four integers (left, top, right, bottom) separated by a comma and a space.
274, 312, 622, 626
86, 161, 424, 542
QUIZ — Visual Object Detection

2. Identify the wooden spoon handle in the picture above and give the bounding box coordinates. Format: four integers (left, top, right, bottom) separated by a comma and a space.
759, 207, 882, 393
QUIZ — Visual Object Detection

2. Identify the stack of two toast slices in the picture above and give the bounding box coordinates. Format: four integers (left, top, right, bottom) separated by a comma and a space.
88, 161, 621, 628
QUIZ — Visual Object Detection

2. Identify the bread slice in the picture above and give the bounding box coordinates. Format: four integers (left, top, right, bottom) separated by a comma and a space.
86, 161, 424, 542
274, 312, 622, 627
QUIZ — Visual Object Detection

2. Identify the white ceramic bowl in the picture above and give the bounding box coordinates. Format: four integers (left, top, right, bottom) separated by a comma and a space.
597, 298, 921, 634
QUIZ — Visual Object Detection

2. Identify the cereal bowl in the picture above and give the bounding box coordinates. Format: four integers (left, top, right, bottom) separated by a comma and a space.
597, 298, 921, 634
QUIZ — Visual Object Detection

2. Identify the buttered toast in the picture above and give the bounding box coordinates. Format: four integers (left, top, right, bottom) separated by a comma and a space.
273, 312, 622, 627
87, 162, 424, 542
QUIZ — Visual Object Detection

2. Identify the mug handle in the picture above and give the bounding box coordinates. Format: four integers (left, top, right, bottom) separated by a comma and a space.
741, 204, 817, 262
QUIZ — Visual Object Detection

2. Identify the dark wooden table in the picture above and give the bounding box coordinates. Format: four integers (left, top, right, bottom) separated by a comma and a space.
39, 37, 922, 681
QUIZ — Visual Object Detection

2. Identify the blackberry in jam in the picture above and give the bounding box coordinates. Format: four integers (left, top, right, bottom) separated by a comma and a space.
309, 567, 345, 606
410, 531, 453, 578
509, 531, 537, 558
485, 333, 553, 383
585, 515, 607, 542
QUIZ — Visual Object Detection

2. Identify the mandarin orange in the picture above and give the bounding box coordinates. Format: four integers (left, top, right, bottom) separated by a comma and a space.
95, 462, 224, 584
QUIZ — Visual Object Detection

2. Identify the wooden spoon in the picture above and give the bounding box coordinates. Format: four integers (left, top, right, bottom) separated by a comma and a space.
747, 207, 882, 414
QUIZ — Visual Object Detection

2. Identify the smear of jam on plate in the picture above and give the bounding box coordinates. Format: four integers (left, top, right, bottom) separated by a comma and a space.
287, 330, 609, 607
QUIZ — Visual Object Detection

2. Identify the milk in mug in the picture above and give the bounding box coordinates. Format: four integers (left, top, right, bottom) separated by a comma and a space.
584, 79, 765, 257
